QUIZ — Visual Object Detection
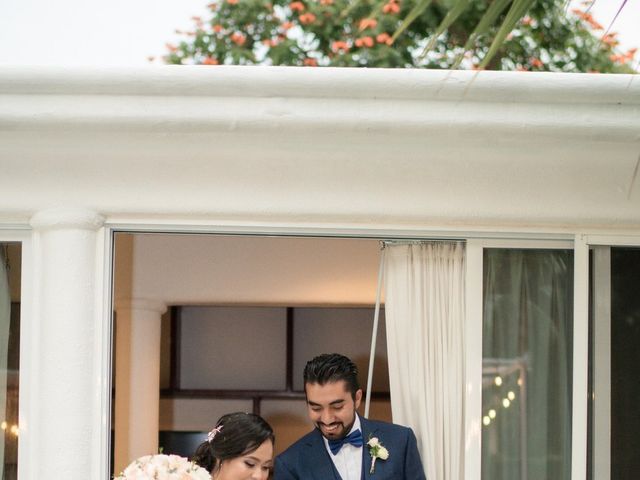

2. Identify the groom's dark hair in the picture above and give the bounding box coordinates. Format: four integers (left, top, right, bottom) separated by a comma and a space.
303, 353, 361, 400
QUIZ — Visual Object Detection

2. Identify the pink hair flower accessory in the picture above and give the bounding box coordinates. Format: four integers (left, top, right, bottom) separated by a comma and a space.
207, 425, 223, 443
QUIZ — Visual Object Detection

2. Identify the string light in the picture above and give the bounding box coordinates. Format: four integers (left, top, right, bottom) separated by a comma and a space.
0, 421, 6, 430
483, 372, 524, 427
10, 425, 18, 436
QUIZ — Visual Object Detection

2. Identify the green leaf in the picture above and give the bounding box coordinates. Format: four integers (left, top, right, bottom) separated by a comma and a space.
391, 0, 434, 43
479, 0, 536, 68
419, 0, 474, 58
452, 0, 512, 68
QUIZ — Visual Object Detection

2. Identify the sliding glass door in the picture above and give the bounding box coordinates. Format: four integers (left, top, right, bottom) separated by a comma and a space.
482, 248, 574, 480
468, 238, 640, 480
467, 240, 575, 480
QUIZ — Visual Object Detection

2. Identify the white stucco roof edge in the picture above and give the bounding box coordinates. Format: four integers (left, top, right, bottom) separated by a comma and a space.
1, 66, 639, 230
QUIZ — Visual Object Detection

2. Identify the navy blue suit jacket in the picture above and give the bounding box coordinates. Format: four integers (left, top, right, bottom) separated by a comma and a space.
274, 415, 426, 480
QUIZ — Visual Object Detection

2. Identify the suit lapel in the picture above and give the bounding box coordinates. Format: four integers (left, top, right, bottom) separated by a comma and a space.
360, 416, 380, 480
306, 428, 341, 480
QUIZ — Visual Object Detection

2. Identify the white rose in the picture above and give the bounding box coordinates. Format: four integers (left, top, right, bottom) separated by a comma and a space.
377, 446, 389, 460
367, 437, 379, 447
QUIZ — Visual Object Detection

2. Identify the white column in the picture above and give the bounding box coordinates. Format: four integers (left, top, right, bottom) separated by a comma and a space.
113, 298, 166, 474
28, 209, 105, 480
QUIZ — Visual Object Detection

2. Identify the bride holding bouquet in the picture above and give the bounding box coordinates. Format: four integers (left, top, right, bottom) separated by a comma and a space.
115, 412, 274, 480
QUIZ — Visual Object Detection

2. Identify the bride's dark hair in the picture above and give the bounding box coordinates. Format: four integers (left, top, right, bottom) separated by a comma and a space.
192, 412, 275, 473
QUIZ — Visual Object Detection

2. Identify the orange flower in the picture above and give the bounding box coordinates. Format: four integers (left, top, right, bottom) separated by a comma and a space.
290, 1, 305, 11
299, 12, 316, 24
359, 18, 377, 30
191, 16, 202, 22
587, 18, 603, 30
332, 40, 350, 52
230, 32, 246, 45
227, 0, 239, 4
529, 57, 543, 68
303, 58, 318, 66
281, 21, 294, 30
263, 38, 279, 47
354, 36, 374, 48
382, 1, 400, 14
213, 24, 224, 32
202, 57, 219, 65
320, 0, 334, 5
609, 54, 627, 64
572, 8, 604, 29
165, 43, 178, 52
207, 2, 218, 9
376, 32, 392, 45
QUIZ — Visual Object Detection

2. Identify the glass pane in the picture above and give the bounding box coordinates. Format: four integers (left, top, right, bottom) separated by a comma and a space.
482, 249, 573, 480
610, 248, 640, 478
179, 306, 287, 390
0, 243, 20, 480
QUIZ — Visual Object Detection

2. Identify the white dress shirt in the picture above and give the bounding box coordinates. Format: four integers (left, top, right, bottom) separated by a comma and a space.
323, 415, 363, 480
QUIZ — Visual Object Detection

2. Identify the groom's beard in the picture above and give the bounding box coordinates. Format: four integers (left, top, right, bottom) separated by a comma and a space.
316, 415, 356, 440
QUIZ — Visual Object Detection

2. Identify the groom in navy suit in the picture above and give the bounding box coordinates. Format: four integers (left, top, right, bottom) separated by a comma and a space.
274, 353, 426, 480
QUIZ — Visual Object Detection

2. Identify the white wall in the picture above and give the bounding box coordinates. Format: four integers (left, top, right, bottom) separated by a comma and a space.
116, 233, 383, 305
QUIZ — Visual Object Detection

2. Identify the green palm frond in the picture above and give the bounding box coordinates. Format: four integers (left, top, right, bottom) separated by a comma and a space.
451, 0, 512, 68
479, 0, 536, 68
390, 0, 435, 43
419, 0, 474, 59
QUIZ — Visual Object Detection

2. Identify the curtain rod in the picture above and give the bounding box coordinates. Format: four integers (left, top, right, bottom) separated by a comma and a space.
382, 239, 466, 246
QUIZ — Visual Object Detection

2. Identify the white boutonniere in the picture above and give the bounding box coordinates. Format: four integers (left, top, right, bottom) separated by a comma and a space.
367, 437, 389, 474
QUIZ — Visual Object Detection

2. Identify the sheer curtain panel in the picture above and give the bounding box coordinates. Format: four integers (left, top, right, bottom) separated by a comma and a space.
384, 242, 465, 480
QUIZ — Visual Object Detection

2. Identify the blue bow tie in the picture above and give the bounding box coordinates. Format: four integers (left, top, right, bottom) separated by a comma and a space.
328, 429, 364, 455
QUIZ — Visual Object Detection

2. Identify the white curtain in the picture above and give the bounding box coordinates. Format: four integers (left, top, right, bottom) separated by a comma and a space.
384, 242, 465, 480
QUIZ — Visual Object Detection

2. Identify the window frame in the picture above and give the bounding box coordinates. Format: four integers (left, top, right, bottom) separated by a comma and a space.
48, 222, 640, 480
465, 238, 580, 480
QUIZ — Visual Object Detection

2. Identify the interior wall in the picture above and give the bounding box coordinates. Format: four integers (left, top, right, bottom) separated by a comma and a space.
116, 233, 383, 305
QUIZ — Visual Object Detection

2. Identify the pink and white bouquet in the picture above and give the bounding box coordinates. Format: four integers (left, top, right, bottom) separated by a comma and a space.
114, 453, 211, 480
